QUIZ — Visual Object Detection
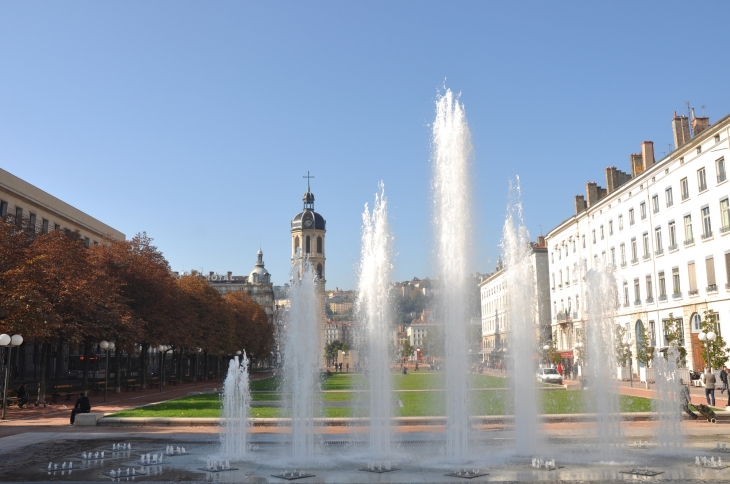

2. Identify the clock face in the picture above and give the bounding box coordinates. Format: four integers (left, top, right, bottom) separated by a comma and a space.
303, 219, 313, 228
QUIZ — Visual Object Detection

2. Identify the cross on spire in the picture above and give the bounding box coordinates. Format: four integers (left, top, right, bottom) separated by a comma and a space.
303, 171, 314, 191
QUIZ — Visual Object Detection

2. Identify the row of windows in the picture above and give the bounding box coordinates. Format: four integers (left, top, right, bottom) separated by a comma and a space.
0, 199, 95, 246
552, 198, 730, 285
293, 235, 324, 254
552, 158, 727, 263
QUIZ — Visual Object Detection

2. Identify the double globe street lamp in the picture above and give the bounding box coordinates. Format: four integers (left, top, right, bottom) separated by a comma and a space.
99, 340, 115, 402
1, 334, 23, 420
698, 330, 717, 370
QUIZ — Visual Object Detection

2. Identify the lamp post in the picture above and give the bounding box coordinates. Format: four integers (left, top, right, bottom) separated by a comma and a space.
622, 333, 633, 388
157, 345, 170, 393
195, 348, 202, 385
1, 334, 23, 420
100, 341, 110, 402
698, 330, 717, 370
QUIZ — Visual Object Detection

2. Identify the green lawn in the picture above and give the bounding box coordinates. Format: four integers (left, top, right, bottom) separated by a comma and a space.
109, 386, 653, 419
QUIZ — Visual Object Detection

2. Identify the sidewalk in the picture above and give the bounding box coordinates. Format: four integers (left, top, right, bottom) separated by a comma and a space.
0, 373, 272, 436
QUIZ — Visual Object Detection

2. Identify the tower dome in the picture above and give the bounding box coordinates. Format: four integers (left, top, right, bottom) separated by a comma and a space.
249, 249, 270, 284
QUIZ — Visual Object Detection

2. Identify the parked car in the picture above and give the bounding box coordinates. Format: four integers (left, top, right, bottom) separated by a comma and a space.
536, 368, 563, 385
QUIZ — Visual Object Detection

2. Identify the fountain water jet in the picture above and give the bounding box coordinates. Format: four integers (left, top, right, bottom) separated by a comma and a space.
654, 345, 684, 449
584, 262, 622, 455
432, 88, 474, 458
502, 178, 541, 455
283, 254, 320, 461
220, 353, 251, 459
356, 183, 393, 457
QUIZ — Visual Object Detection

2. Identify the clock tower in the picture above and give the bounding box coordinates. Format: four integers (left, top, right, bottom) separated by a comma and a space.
291, 174, 327, 361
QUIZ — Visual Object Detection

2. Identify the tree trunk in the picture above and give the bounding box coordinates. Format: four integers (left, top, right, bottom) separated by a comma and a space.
82, 341, 90, 392
114, 348, 122, 393
54, 340, 62, 394
18, 343, 26, 381
140, 343, 148, 389
192, 352, 198, 383
38, 343, 49, 405
33, 343, 38, 380
203, 352, 208, 380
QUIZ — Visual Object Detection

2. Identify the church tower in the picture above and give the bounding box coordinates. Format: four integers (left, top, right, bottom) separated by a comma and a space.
291, 174, 327, 362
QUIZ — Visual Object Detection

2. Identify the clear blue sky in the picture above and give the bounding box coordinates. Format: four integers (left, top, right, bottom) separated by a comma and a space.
2, 2, 729, 289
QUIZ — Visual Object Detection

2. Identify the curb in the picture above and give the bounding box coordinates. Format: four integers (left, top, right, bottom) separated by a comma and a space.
97, 411, 722, 427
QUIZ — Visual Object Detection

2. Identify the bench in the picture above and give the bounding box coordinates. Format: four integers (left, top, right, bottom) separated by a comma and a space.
74, 412, 103, 426
123, 379, 139, 392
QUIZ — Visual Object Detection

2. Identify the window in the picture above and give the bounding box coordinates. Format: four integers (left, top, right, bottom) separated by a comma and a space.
629, 208, 635, 225
681, 177, 689, 200
646, 275, 653, 300
663, 316, 684, 345
305, 236, 311, 253
317, 236, 322, 253
41, 218, 48, 233
620, 244, 626, 266
618, 214, 624, 230
706, 257, 716, 291
640, 202, 647, 220
652, 195, 660, 214
634, 278, 640, 303
692, 313, 702, 332
83, 237, 90, 247
631, 237, 638, 262
552, 252, 554, 263
717, 158, 727, 183
592, 230, 596, 244
564, 244, 568, 257
559, 270, 563, 287
655, 227, 663, 254
665, 187, 674, 207
667, 221, 677, 249
316, 263, 323, 279
572, 239, 576, 253
609, 220, 613, 235
0, 200, 6, 217
701, 206, 712, 238
15, 206, 22, 218
582, 235, 585, 248
688, 262, 697, 295
698, 168, 708, 192
566, 267, 570, 284
610, 247, 616, 266
642, 232, 650, 259
658, 271, 666, 297
698, 146, 703, 154
716, 134, 722, 144
721, 199, 730, 233
600, 225, 604, 240
552, 274, 555, 289
558, 246, 561, 260
684, 215, 694, 244
672, 267, 681, 295
54, 223, 60, 231
575, 296, 580, 312
623, 282, 629, 306
29, 213, 36, 229
726, 252, 730, 290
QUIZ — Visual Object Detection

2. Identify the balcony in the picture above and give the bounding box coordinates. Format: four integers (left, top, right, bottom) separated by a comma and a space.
668, 243, 678, 251
643, 254, 651, 261
556, 311, 572, 322
659, 295, 668, 302
707, 284, 718, 293
631, 258, 639, 264
726, 283, 730, 292
634, 300, 642, 306
721, 224, 730, 234
684, 238, 694, 246
645, 297, 654, 304
621, 261, 627, 268
572, 312, 578, 319
702, 231, 713, 240
672, 292, 682, 299
689, 289, 699, 296
655, 248, 663, 256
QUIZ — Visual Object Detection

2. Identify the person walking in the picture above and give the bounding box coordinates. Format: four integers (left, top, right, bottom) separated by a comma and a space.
70, 391, 91, 425
679, 379, 698, 419
704, 368, 716, 406
720, 365, 728, 394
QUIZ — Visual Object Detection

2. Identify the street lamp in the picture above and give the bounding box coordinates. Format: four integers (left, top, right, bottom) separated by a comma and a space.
1, 333, 23, 420
698, 330, 717, 370
157, 345, 171, 393
100, 341, 111, 402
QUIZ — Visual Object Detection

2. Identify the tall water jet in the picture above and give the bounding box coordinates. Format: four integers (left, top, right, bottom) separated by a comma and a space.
584, 262, 622, 455
431, 88, 474, 458
283, 254, 320, 461
653, 345, 684, 449
220, 353, 251, 459
356, 182, 393, 457
502, 178, 540, 455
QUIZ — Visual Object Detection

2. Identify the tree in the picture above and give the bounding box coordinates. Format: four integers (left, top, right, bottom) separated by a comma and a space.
402, 340, 414, 360
699, 310, 729, 369
541, 339, 562, 366
422, 326, 444, 359
663, 313, 687, 367
614, 325, 631, 368
635, 324, 654, 368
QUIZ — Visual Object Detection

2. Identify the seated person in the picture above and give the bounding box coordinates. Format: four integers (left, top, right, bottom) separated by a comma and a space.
15, 382, 30, 408
71, 391, 91, 425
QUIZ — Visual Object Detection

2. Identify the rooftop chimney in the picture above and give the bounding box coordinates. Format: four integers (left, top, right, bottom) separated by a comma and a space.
536, 235, 546, 247
692, 108, 710, 136
672, 111, 690, 149
574, 195, 587, 215
605, 166, 631, 193
585, 182, 606, 207
641, 141, 655, 168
